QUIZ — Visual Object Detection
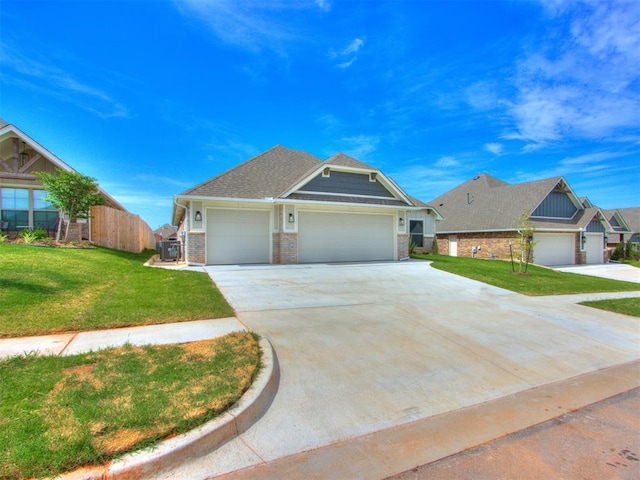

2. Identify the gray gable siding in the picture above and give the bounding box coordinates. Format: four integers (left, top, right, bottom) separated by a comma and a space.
299, 171, 394, 198
586, 219, 605, 232
532, 191, 577, 218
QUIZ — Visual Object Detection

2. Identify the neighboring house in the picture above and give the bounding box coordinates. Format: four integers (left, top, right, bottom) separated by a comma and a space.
614, 207, 640, 244
430, 173, 613, 266
602, 208, 633, 247
154, 224, 178, 242
0, 118, 126, 238
172, 145, 441, 265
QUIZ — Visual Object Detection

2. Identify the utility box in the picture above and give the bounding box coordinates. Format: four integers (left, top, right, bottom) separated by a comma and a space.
159, 240, 181, 261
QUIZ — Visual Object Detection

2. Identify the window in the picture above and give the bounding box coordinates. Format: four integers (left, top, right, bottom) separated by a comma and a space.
33, 190, 59, 232
0, 188, 59, 233
1, 188, 29, 231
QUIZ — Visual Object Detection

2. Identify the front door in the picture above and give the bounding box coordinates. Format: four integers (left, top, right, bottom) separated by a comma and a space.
410, 220, 423, 247
449, 236, 458, 257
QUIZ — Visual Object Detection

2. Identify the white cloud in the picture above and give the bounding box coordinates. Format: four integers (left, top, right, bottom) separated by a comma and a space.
340, 134, 379, 158
436, 156, 458, 168
0, 42, 129, 119
484, 143, 503, 155
509, 0, 640, 145
176, 0, 327, 55
330, 38, 365, 69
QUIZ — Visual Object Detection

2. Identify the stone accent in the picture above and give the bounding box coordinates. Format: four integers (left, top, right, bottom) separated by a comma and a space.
397, 233, 409, 259
187, 232, 206, 264
273, 232, 298, 264
575, 233, 586, 265
436, 232, 519, 260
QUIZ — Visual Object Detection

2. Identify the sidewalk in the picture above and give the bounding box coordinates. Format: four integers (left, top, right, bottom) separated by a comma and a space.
0, 317, 246, 359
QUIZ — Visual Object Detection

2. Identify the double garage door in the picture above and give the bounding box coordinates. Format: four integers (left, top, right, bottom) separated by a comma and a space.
206, 209, 395, 264
533, 232, 603, 266
298, 211, 395, 263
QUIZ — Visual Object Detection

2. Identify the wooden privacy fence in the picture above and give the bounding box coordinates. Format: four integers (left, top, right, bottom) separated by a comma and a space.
91, 205, 156, 253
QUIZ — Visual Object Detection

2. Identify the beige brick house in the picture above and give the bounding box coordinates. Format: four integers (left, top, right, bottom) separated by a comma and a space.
430, 174, 615, 266
172, 146, 441, 265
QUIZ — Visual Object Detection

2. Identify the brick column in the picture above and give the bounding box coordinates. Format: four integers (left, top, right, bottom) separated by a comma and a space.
187, 232, 206, 264
398, 233, 409, 259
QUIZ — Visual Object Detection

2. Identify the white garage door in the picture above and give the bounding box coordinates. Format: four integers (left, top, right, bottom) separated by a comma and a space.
585, 233, 604, 264
207, 209, 270, 264
533, 233, 575, 266
298, 211, 395, 263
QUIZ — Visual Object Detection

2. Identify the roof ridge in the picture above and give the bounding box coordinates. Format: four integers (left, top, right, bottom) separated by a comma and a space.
180, 145, 286, 196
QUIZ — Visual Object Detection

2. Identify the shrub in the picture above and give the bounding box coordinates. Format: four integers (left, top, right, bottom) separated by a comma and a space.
19, 229, 39, 244
611, 242, 624, 261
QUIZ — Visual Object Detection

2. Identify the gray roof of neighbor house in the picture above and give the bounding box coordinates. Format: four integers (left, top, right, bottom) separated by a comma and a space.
430, 173, 601, 233
615, 207, 640, 234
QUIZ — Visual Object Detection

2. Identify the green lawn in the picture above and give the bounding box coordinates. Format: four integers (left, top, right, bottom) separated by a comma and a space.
0, 244, 234, 337
413, 254, 640, 296
0, 332, 260, 479
580, 297, 640, 317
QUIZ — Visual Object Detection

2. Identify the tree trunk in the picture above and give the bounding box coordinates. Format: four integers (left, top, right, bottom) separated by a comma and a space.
56, 211, 64, 243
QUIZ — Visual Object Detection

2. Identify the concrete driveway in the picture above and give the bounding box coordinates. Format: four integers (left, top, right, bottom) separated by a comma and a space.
553, 263, 640, 283
162, 261, 640, 479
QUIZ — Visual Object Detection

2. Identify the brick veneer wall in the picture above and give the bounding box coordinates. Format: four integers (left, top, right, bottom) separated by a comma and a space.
436, 232, 519, 260
187, 232, 205, 264
273, 232, 298, 264
397, 233, 409, 259
437, 231, 587, 264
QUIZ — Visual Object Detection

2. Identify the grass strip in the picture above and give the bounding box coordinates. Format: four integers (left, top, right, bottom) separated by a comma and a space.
0, 331, 260, 479
0, 244, 234, 337
579, 297, 640, 317
413, 254, 640, 296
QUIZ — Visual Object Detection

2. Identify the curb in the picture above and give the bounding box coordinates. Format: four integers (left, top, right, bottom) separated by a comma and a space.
59, 336, 279, 480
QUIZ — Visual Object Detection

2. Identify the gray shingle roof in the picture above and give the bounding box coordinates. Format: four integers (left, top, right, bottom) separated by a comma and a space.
430, 174, 575, 232
179, 145, 435, 209
182, 145, 322, 199
616, 207, 640, 233
325, 152, 377, 170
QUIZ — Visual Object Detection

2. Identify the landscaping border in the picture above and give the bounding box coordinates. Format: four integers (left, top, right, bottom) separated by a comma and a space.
59, 336, 279, 480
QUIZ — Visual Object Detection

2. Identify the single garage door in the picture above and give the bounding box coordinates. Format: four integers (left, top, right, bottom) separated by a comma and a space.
207, 209, 270, 264
533, 233, 575, 266
298, 211, 394, 263
585, 232, 604, 264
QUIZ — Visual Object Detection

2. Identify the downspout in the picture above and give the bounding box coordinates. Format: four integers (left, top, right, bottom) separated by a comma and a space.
173, 197, 188, 262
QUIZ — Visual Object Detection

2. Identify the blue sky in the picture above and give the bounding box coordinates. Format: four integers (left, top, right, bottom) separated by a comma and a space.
1, 0, 638, 229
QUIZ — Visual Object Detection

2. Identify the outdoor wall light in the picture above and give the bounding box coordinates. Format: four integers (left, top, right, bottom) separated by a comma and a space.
399, 217, 405, 227
194, 211, 202, 222
20, 142, 29, 165
288, 213, 295, 223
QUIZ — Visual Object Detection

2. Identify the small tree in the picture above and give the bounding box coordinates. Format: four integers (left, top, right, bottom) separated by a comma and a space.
36, 169, 105, 242
510, 211, 538, 273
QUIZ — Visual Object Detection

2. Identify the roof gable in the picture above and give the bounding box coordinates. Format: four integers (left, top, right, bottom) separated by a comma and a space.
431, 174, 588, 232
325, 152, 377, 170
182, 145, 322, 199
0, 120, 126, 211
616, 207, 640, 233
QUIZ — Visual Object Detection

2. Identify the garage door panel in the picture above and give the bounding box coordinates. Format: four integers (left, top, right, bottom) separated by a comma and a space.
207, 209, 270, 264
534, 233, 575, 266
585, 233, 604, 264
299, 211, 394, 263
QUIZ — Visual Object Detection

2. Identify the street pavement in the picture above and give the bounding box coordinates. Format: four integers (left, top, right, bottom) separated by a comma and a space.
386, 387, 640, 480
